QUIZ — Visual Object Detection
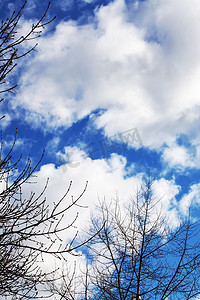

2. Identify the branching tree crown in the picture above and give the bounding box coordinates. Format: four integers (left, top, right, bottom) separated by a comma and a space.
0, 1, 55, 94
0, 2, 92, 299
82, 179, 200, 300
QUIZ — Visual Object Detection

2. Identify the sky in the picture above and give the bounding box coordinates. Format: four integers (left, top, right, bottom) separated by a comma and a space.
1, 0, 200, 273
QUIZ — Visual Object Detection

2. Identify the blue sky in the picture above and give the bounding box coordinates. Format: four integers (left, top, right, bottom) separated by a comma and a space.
1, 0, 200, 239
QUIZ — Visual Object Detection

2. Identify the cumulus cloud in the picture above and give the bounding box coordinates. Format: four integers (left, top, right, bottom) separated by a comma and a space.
20, 148, 141, 254
12, 0, 200, 157
21, 147, 182, 242
162, 144, 195, 169
152, 178, 181, 227
179, 183, 200, 215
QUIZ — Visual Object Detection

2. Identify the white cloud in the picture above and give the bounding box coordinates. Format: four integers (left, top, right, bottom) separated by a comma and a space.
179, 183, 200, 215
0, 113, 11, 128
12, 0, 200, 153
152, 178, 181, 227
162, 144, 195, 169
19, 148, 142, 254
21, 147, 182, 243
